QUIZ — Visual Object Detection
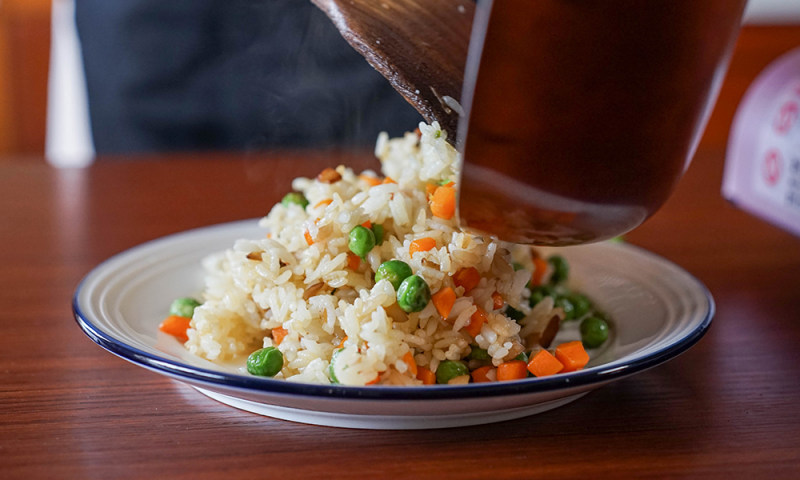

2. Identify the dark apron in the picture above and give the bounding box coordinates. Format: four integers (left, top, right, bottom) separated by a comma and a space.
75, 0, 421, 154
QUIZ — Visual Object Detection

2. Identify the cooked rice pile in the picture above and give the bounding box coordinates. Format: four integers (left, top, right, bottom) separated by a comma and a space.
186, 122, 562, 386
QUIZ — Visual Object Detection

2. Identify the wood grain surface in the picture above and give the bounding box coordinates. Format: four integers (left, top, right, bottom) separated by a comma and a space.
1, 26, 800, 479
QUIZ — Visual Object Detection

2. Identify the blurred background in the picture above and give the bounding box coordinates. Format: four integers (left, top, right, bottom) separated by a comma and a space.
0, 0, 798, 163
0, 0, 51, 157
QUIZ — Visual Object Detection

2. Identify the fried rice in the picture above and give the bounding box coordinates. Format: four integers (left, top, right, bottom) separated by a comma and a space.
184, 122, 572, 386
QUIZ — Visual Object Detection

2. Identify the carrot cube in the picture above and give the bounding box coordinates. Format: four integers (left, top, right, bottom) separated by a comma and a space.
416, 366, 436, 385
471, 365, 495, 383
527, 349, 564, 377
465, 307, 488, 338
159, 315, 191, 342
496, 360, 529, 381
554, 341, 590, 372
453, 267, 481, 293
431, 287, 456, 320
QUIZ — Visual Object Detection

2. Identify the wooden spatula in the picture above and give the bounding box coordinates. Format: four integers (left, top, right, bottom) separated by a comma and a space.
310, 0, 474, 145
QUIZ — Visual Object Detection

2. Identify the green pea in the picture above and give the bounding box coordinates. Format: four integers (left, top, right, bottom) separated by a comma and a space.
467, 346, 490, 361
169, 297, 201, 318
529, 285, 555, 307
397, 275, 431, 313
568, 293, 592, 319
555, 295, 576, 321
580, 316, 609, 348
348, 225, 376, 258
548, 255, 569, 284
246, 347, 284, 377
515, 351, 529, 363
371, 223, 385, 246
436, 360, 468, 384
374, 260, 413, 291
505, 305, 525, 321
328, 347, 344, 384
512, 262, 525, 271
281, 192, 309, 209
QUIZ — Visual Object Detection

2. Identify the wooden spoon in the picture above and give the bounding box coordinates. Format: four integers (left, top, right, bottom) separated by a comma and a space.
310, 0, 475, 144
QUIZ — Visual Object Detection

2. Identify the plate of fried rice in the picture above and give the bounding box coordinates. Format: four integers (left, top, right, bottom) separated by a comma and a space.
74, 123, 713, 429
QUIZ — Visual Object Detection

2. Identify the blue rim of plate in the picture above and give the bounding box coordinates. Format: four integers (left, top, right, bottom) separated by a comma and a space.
73, 223, 715, 402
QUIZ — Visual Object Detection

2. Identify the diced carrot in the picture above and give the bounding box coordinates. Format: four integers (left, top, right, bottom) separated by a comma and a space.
366, 373, 381, 385
471, 365, 494, 383
304, 230, 313, 245
555, 341, 590, 372
453, 267, 481, 293
314, 198, 333, 208
430, 184, 456, 220
361, 220, 372, 229
416, 366, 436, 385
409, 237, 436, 256
359, 174, 382, 187
527, 349, 564, 377
317, 167, 342, 183
465, 307, 488, 338
431, 287, 457, 320
425, 183, 438, 197
496, 360, 529, 381
346, 252, 361, 270
440, 180, 455, 187
272, 326, 288, 346
159, 315, 191, 342
532, 257, 548, 286
402, 351, 418, 377
491, 291, 504, 310
383, 176, 396, 184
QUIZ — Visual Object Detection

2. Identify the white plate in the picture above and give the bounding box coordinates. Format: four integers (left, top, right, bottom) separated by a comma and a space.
74, 219, 713, 429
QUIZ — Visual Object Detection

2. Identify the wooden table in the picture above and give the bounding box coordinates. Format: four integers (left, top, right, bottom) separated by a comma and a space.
3, 26, 800, 479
